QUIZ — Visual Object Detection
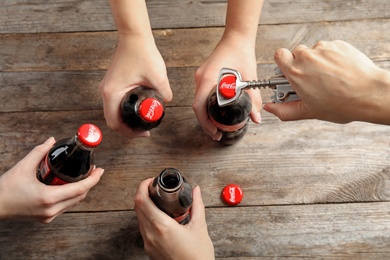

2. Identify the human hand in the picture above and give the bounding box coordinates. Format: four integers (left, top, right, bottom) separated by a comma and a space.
0, 137, 104, 223
100, 34, 172, 138
134, 178, 215, 260
193, 36, 262, 141
264, 40, 390, 124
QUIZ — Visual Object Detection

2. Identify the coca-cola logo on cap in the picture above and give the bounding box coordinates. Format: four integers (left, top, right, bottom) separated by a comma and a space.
219, 74, 236, 99
139, 98, 163, 122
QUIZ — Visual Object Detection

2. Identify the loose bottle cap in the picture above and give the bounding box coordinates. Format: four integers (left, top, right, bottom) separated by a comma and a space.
218, 74, 237, 99
139, 98, 164, 122
221, 184, 243, 206
77, 124, 102, 147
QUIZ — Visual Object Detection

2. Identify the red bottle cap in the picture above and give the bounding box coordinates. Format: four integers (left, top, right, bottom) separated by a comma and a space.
139, 98, 164, 122
77, 124, 102, 147
221, 184, 243, 206
218, 74, 237, 99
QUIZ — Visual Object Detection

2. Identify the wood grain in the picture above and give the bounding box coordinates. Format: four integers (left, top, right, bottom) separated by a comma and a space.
1, 109, 389, 211
0, 202, 389, 259
2, 61, 390, 113
1, 19, 390, 72
2, 0, 390, 258
1, 0, 390, 33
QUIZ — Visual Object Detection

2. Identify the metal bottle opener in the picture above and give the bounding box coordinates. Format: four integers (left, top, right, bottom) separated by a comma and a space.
216, 67, 300, 107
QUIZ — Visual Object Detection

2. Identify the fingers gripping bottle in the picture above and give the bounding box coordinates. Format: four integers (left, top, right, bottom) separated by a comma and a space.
37, 124, 102, 185
207, 73, 252, 145
121, 86, 165, 131
149, 168, 193, 225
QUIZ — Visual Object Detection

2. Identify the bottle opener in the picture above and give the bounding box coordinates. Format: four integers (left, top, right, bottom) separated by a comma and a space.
216, 67, 300, 107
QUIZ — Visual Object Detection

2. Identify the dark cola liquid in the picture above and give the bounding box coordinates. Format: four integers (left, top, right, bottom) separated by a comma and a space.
149, 168, 193, 225
207, 89, 252, 145
121, 86, 165, 131
37, 137, 94, 185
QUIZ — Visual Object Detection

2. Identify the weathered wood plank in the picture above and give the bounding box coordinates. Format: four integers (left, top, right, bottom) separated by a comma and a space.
0, 202, 389, 259
1, 0, 390, 33
1, 109, 389, 211
1, 19, 389, 72
0, 65, 286, 112
2, 60, 390, 113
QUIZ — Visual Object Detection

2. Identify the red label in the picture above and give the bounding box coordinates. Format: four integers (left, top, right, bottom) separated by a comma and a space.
209, 116, 248, 132
173, 209, 191, 223
38, 156, 68, 186
50, 176, 68, 185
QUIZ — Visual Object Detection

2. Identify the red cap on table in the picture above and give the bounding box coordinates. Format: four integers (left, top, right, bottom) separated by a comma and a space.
221, 184, 243, 206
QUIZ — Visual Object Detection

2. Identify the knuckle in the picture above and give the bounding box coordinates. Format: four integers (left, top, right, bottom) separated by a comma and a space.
192, 100, 201, 112
75, 184, 88, 197
274, 48, 285, 60
134, 193, 146, 208
37, 194, 56, 207
314, 40, 326, 48
41, 207, 57, 220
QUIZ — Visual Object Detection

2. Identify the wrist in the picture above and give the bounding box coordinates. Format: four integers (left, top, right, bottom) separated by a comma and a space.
221, 28, 257, 50
360, 69, 390, 125
109, 0, 153, 37
223, 0, 262, 46
117, 31, 155, 46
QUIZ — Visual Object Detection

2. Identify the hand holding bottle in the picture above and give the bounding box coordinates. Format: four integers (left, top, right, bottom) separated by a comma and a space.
0, 137, 104, 223
193, 0, 263, 141
134, 178, 215, 260
100, 0, 172, 139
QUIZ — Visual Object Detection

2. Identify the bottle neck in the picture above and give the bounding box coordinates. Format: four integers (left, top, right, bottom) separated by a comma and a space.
156, 169, 184, 202
74, 135, 95, 152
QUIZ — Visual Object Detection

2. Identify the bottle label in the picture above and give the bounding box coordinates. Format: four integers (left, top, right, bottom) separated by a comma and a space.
209, 116, 248, 132
173, 209, 191, 223
38, 156, 68, 185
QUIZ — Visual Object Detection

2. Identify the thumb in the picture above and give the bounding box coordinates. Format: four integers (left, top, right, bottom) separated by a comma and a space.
189, 186, 207, 227
247, 89, 262, 124
263, 101, 315, 121
24, 137, 56, 163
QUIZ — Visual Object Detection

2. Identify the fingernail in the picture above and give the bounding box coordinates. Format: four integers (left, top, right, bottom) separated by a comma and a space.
213, 136, 222, 142
255, 112, 262, 124
44, 137, 55, 145
263, 104, 270, 112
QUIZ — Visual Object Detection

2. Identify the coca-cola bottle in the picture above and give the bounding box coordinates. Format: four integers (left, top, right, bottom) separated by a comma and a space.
207, 73, 252, 145
37, 123, 102, 185
121, 86, 165, 131
149, 168, 193, 225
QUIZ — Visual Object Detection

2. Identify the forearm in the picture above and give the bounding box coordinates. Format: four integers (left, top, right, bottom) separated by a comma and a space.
109, 0, 153, 38
223, 0, 264, 45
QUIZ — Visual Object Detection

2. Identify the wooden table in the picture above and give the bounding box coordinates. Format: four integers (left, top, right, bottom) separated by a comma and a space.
1, 0, 390, 259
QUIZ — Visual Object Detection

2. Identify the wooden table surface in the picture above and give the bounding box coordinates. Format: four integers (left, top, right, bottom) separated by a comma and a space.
1, 0, 390, 259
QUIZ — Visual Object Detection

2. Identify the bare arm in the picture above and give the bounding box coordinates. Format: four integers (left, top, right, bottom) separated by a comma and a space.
101, 0, 172, 138
109, 0, 153, 37
193, 0, 264, 140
